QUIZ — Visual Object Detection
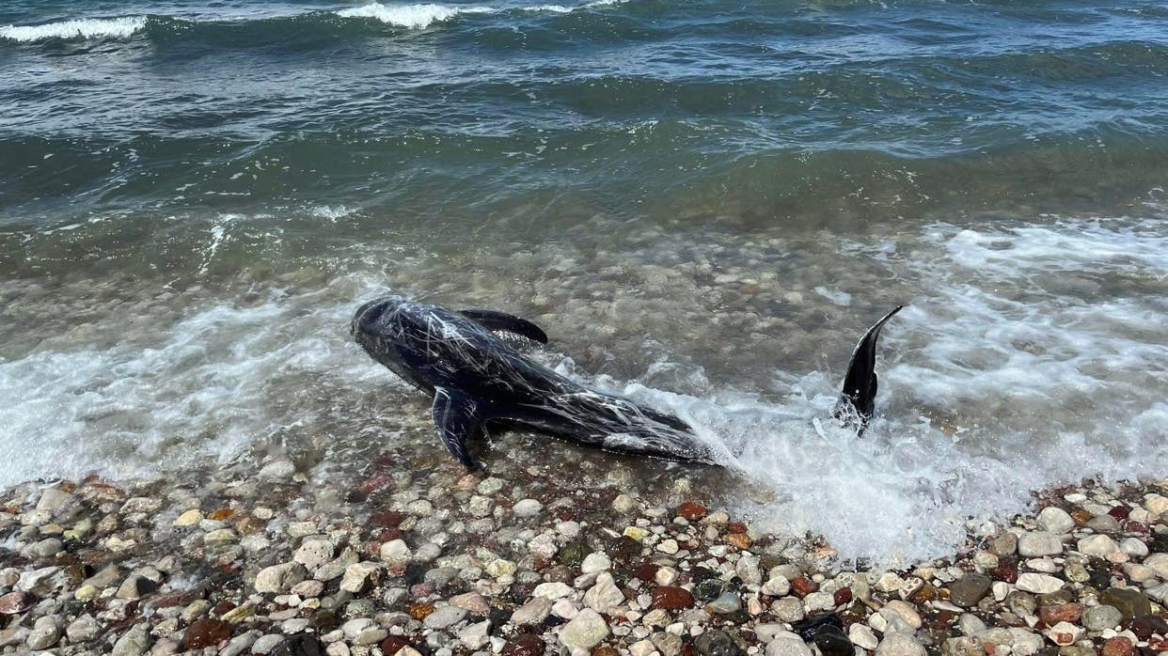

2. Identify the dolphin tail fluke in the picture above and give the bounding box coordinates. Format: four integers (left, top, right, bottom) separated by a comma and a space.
431, 387, 487, 471
458, 309, 549, 344
833, 305, 903, 432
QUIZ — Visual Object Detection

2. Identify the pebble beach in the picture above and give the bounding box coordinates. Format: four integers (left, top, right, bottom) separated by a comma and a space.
3, 454, 1168, 656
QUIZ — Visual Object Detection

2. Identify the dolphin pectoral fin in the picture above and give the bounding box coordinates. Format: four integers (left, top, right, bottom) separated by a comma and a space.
457, 309, 549, 344
431, 387, 486, 470
833, 305, 904, 431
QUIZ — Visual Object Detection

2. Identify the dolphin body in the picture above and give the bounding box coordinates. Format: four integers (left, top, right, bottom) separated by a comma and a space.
352, 296, 901, 470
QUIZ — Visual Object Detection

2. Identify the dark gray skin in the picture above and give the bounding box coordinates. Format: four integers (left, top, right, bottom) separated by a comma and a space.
352, 296, 901, 469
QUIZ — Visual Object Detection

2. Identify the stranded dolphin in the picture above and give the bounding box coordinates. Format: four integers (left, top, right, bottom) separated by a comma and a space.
352, 296, 901, 469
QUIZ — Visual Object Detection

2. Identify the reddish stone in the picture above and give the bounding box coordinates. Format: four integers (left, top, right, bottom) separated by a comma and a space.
635, 563, 660, 582
183, 619, 233, 649
677, 502, 707, 521
727, 522, 748, 534
725, 533, 752, 550
591, 647, 619, 656
213, 600, 236, 617
502, 634, 545, 656
1130, 615, 1168, 639
370, 511, 406, 530
360, 473, 393, 496
208, 508, 235, 520
651, 587, 695, 610
1070, 509, 1092, 526
1127, 521, 1147, 533
1101, 636, 1134, 656
989, 562, 1018, 583
791, 576, 818, 597
379, 636, 412, 655
1039, 603, 1082, 625
935, 610, 956, 625
834, 587, 853, 606
1150, 638, 1168, 652
0, 592, 32, 615
983, 642, 995, 655
1108, 506, 1130, 520
681, 645, 696, 656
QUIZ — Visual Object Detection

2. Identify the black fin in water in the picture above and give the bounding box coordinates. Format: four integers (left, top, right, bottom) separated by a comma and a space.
458, 309, 549, 344
834, 305, 903, 432
431, 387, 487, 470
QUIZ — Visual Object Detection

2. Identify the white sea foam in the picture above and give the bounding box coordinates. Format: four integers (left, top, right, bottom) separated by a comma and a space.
3, 216, 1167, 563
0, 16, 147, 42
336, 3, 496, 29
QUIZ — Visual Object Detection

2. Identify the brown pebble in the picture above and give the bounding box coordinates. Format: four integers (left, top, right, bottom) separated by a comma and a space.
911, 583, 940, 604
1070, 509, 1092, 526
727, 522, 748, 534
677, 502, 707, 521
408, 603, 435, 620
184, 619, 233, 649
791, 576, 818, 597
651, 586, 695, 610
502, 634, 545, 656
1131, 615, 1168, 639
591, 646, 619, 656
1039, 603, 1082, 625
213, 600, 236, 617
635, 563, 660, 582
379, 636, 412, 655
834, 588, 853, 606
725, 533, 752, 550
989, 562, 1018, 583
0, 592, 32, 615
209, 508, 235, 521
1101, 636, 1134, 656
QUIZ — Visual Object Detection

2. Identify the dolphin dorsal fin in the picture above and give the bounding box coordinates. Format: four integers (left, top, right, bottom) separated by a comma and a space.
458, 309, 549, 344
431, 388, 486, 470
834, 305, 903, 431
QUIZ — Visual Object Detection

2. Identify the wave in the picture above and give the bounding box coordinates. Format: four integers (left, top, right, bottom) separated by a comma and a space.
0, 16, 147, 42
336, 2, 497, 29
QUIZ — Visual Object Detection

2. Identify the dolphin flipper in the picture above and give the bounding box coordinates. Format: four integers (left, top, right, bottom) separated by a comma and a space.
458, 309, 549, 344
833, 305, 904, 431
431, 387, 486, 470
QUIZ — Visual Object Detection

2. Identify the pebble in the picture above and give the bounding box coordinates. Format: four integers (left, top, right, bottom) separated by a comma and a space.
1015, 573, 1064, 594
1078, 534, 1120, 557
584, 573, 626, 613
1084, 604, 1124, 631
1018, 531, 1062, 557
1037, 507, 1075, 534
875, 634, 927, 656
256, 563, 308, 594
511, 499, 543, 517
765, 638, 813, 656
511, 596, 553, 625
581, 552, 612, 574
112, 623, 152, 656
558, 608, 609, 649
1046, 621, 1085, 646
949, 573, 992, 607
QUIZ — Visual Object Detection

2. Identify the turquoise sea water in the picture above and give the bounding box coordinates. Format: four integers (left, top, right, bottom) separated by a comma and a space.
3, 0, 1168, 560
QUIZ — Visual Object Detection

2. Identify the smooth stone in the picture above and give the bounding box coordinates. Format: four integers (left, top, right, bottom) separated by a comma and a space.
1078, 534, 1120, 558
27, 616, 61, 650
1015, 573, 1063, 594
1045, 622, 1084, 646
512, 499, 543, 517
423, 606, 467, 630
340, 562, 381, 593
584, 573, 626, 613
693, 629, 742, 656
256, 563, 308, 594
532, 581, 573, 599
765, 638, 813, 656
511, 596, 553, 625
581, 552, 612, 574
558, 608, 609, 649
379, 540, 412, 567
705, 591, 742, 615
1084, 605, 1123, 632
112, 623, 152, 656
849, 624, 878, 650
875, 633, 927, 656
1036, 507, 1075, 534
1099, 587, 1151, 622
253, 635, 286, 655
67, 614, 102, 642
949, 573, 992, 607
1018, 532, 1062, 557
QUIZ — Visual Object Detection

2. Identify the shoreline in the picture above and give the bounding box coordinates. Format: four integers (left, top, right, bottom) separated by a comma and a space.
2, 459, 1167, 656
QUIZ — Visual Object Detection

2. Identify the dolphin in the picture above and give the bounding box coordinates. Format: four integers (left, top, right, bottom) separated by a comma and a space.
352, 296, 901, 469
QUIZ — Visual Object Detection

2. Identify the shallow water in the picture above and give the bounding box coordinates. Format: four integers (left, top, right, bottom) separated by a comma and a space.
3, 0, 1168, 562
